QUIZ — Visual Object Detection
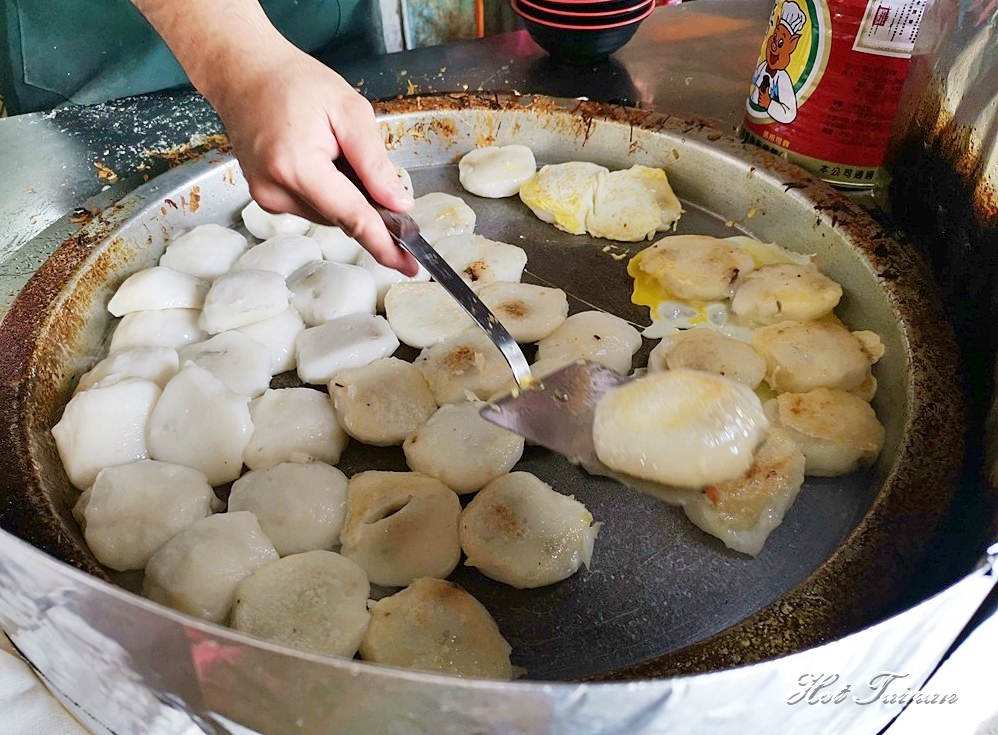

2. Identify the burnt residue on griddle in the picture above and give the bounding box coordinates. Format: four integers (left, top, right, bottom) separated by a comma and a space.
887, 102, 998, 607
69, 207, 93, 223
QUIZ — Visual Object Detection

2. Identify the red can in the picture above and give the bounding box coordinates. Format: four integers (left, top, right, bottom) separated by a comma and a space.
741, 0, 928, 187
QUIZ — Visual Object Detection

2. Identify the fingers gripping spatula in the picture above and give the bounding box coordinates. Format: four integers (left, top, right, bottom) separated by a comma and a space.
357, 174, 629, 469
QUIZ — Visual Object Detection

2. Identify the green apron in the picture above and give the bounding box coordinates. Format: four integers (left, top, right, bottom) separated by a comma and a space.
0, 0, 380, 115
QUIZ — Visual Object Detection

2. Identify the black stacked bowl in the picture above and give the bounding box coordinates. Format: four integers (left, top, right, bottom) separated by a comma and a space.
512, 0, 655, 63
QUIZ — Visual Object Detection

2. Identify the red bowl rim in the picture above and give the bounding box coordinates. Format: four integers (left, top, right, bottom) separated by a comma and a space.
516, 0, 651, 18
514, 0, 654, 29
521, 0, 650, 5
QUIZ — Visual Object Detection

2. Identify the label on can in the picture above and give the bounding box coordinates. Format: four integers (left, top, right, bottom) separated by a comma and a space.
741, 0, 929, 187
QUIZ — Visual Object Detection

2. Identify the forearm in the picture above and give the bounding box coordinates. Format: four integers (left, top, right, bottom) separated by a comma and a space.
131, 0, 416, 272
130, 0, 288, 102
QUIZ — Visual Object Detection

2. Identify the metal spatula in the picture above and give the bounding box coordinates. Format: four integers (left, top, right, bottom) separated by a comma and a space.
378, 207, 630, 469
338, 160, 532, 389
360, 170, 628, 468
479, 359, 630, 470
374, 206, 534, 388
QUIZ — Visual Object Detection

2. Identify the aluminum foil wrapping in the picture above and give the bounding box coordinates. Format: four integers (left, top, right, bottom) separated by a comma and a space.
0, 528, 995, 735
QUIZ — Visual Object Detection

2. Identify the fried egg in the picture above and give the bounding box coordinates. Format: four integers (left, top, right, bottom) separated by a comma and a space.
518, 161, 607, 235
587, 165, 683, 241
519, 162, 682, 241
631, 235, 813, 339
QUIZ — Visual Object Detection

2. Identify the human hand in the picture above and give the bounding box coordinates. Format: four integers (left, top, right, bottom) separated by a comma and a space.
132, 0, 418, 275
208, 42, 418, 275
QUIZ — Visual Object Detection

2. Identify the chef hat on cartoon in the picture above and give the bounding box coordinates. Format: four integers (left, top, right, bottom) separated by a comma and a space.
779, 1, 807, 35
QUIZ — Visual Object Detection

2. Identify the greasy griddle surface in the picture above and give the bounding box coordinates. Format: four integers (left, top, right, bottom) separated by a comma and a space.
0, 96, 960, 684
332, 163, 877, 681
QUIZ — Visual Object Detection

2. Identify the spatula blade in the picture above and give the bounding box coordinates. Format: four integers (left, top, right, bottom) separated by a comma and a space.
479, 360, 630, 469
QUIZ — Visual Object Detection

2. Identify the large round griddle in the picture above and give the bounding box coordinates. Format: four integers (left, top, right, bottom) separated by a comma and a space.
0, 94, 964, 682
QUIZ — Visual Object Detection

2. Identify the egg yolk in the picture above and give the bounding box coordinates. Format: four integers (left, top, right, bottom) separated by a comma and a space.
628, 236, 814, 329
627, 248, 713, 327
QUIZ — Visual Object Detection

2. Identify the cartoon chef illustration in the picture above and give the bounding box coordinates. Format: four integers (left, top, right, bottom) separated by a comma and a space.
749, 1, 807, 124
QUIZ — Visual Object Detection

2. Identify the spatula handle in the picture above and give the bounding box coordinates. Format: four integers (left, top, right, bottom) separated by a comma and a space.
390, 223, 534, 389
337, 159, 534, 389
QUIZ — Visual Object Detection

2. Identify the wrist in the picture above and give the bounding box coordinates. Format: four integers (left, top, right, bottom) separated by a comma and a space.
131, 0, 290, 102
